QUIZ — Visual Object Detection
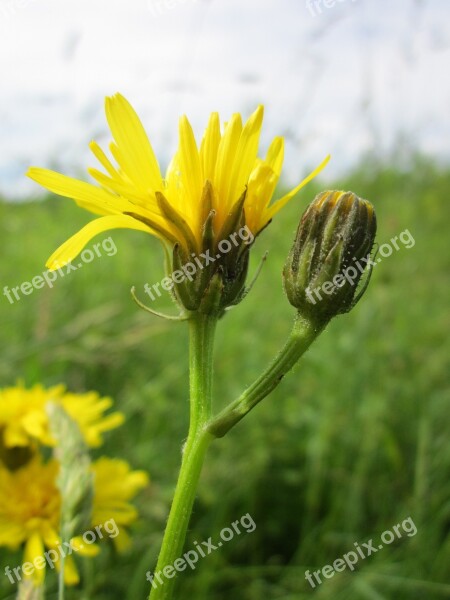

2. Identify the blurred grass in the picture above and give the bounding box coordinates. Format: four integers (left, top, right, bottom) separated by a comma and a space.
0, 155, 449, 599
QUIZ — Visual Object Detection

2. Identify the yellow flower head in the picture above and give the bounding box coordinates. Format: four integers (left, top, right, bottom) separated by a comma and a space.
0, 456, 148, 587
0, 383, 124, 453
91, 457, 150, 552
0, 457, 77, 586
27, 94, 329, 270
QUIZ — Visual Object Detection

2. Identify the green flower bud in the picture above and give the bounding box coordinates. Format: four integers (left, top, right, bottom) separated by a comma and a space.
283, 190, 377, 322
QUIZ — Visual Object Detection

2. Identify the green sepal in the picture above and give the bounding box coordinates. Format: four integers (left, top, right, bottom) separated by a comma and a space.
156, 191, 199, 256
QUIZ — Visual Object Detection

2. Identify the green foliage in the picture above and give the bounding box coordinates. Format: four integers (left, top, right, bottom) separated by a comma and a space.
0, 157, 449, 599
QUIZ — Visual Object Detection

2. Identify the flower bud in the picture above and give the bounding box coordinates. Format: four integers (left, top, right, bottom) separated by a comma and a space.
283, 190, 377, 322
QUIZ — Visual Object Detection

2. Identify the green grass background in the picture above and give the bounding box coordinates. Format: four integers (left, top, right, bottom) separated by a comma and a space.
0, 155, 449, 599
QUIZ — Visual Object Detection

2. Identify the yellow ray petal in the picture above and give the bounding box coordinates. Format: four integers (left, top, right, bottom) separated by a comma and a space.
23, 533, 45, 583
112, 527, 131, 552
3, 426, 30, 447
265, 154, 331, 221
265, 136, 284, 176
199, 112, 220, 182
46, 215, 153, 270
89, 141, 120, 179
93, 506, 138, 525
0, 522, 25, 546
21, 409, 47, 439
86, 412, 125, 437
228, 105, 264, 207
243, 138, 285, 229
62, 555, 80, 586
105, 93, 162, 192
41, 525, 60, 549
178, 115, 203, 231
88, 167, 158, 210
27, 168, 121, 216
244, 162, 279, 233
213, 113, 242, 219
164, 152, 190, 222
71, 537, 100, 556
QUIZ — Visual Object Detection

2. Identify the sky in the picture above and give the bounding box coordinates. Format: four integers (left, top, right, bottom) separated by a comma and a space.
0, 0, 449, 198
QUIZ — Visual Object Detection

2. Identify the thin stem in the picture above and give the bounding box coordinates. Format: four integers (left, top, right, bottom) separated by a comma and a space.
187, 314, 216, 433
130, 286, 188, 321
207, 314, 325, 437
58, 557, 65, 600
148, 313, 217, 600
58, 525, 66, 600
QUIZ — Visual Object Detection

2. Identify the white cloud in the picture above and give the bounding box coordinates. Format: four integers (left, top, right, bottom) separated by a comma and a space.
0, 0, 449, 197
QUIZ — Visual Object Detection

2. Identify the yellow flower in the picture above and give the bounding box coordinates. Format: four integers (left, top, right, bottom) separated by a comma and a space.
27, 94, 329, 270
0, 456, 148, 587
0, 457, 86, 586
0, 383, 124, 451
61, 390, 124, 447
91, 457, 150, 552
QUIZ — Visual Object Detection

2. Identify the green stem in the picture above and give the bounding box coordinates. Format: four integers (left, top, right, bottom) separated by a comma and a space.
207, 314, 325, 437
148, 313, 217, 600
58, 552, 65, 600
58, 522, 68, 600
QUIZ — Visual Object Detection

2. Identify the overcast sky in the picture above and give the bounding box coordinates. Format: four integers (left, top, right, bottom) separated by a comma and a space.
0, 0, 449, 198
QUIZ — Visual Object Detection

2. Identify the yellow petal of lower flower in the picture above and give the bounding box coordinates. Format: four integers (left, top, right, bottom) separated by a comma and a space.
24, 532, 44, 565
3, 426, 30, 447
62, 555, 80, 586
42, 526, 60, 549
80, 412, 125, 447
26, 168, 121, 216
71, 537, 100, 556
265, 154, 331, 222
21, 410, 48, 439
0, 521, 25, 547
23, 533, 45, 583
46, 215, 153, 270
112, 527, 131, 552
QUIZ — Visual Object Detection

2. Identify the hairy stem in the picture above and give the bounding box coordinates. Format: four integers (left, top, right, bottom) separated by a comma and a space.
148, 313, 217, 600
207, 314, 324, 437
